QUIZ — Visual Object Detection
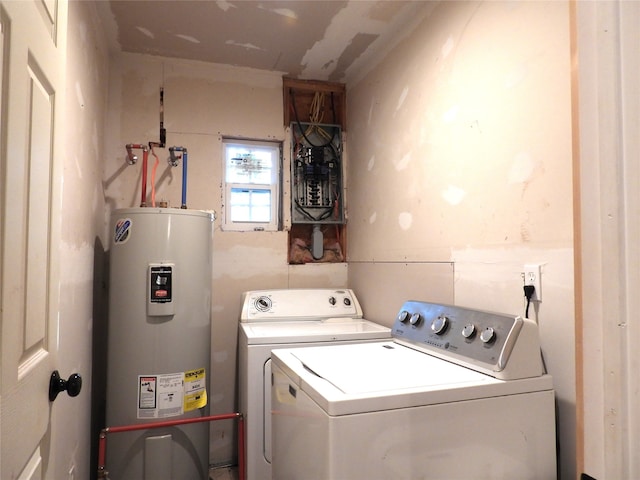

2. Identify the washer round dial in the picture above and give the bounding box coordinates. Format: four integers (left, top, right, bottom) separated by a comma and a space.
430, 315, 448, 334
462, 323, 476, 339
480, 327, 496, 343
397, 311, 410, 323
409, 313, 422, 326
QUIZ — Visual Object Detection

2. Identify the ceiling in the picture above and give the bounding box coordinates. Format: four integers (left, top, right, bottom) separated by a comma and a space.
97, 0, 431, 84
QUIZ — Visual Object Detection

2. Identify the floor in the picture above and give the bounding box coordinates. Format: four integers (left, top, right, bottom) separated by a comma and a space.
209, 466, 239, 480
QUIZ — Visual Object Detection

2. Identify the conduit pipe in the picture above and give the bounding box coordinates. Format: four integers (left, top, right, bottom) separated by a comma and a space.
97, 412, 245, 480
125, 144, 150, 207
169, 146, 188, 208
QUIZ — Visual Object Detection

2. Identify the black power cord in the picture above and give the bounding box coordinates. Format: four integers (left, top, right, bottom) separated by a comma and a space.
523, 285, 536, 318
523, 284, 548, 375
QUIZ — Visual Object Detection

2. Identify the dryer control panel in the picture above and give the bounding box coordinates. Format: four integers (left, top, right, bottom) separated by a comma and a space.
392, 301, 544, 380
240, 288, 363, 322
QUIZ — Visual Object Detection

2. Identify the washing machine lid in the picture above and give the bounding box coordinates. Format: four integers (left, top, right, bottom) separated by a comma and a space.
290, 341, 487, 392
272, 342, 553, 416
240, 318, 390, 344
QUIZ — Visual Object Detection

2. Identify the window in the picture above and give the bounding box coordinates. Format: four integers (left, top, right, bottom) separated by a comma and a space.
222, 138, 281, 231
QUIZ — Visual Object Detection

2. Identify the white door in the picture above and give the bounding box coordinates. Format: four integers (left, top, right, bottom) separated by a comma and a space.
0, 0, 67, 478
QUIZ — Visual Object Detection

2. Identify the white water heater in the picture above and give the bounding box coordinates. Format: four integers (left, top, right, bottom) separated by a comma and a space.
106, 208, 213, 480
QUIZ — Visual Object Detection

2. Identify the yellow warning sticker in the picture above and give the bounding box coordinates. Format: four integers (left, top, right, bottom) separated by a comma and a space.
184, 368, 207, 411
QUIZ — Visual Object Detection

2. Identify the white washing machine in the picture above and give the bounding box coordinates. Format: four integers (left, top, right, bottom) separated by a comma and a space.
238, 288, 391, 480
272, 300, 557, 480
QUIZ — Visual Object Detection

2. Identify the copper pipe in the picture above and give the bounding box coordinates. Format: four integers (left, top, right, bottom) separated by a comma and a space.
141, 148, 148, 207
124, 144, 150, 207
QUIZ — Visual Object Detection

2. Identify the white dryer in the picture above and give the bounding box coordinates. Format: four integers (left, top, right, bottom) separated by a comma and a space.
238, 288, 390, 480
272, 300, 557, 480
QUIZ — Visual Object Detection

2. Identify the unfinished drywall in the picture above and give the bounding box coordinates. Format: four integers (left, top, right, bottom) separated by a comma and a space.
52, 2, 111, 479
346, 1, 575, 478
102, 52, 349, 465
349, 262, 455, 324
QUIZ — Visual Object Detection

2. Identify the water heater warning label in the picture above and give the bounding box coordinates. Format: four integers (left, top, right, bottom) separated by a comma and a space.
137, 369, 207, 419
138, 373, 183, 419
184, 368, 207, 411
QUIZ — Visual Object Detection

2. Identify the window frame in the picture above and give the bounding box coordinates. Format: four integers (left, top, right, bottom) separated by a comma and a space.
221, 137, 282, 232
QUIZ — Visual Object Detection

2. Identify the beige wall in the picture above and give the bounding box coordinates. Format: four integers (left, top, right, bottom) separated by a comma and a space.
346, 1, 575, 479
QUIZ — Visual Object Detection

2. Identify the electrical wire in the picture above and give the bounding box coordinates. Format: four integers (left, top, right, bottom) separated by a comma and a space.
309, 92, 324, 123
293, 199, 334, 222
305, 92, 332, 143
290, 89, 337, 148
522, 284, 548, 374
524, 285, 535, 319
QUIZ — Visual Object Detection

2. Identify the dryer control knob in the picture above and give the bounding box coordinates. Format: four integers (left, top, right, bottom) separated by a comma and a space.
409, 313, 422, 326
430, 315, 448, 334
480, 327, 496, 343
397, 311, 410, 323
255, 296, 272, 312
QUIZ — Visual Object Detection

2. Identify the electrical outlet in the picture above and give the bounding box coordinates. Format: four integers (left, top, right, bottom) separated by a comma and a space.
524, 264, 542, 302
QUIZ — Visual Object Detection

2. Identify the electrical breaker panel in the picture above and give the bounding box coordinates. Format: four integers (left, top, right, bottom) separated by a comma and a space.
291, 122, 344, 224
148, 263, 175, 316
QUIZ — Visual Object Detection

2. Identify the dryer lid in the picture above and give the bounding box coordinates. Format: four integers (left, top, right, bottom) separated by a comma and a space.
240, 319, 390, 344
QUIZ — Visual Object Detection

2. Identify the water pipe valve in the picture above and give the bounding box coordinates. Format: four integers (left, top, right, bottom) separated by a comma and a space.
125, 144, 138, 164
168, 146, 182, 167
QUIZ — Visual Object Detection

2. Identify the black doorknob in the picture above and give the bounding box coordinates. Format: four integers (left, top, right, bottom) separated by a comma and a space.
49, 370, 82, 402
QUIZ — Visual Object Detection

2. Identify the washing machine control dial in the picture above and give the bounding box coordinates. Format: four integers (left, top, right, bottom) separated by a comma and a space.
462, 323, 476, 338
343, 297, 352, 306
409, 313, 422, 326
430, 315, 449, 335
397, 311, 410, 323
329, 296, 337, 305
480, 327, 496, 344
